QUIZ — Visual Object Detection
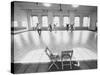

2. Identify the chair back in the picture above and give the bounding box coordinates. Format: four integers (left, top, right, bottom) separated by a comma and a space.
45, 47, 53, 57
61, 50, 73, 60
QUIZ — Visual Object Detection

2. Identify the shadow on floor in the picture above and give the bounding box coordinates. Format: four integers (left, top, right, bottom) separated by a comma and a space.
11, 60, 97, 74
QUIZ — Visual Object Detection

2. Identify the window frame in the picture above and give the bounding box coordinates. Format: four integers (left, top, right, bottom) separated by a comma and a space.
83, 16, 90, 27
42, 15, 48, 27
74, 16, 80, 27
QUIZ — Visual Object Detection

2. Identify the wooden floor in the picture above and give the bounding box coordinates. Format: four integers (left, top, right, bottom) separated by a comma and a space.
11, 60, 97, 74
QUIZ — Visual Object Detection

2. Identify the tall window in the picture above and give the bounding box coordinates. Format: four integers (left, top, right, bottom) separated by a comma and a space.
74, 17, 80, 27
53, 16, 60, 27
83, 17, 90, 27
13, 21, 18, 27
42, 16, 48, 27
22, 21, 27, 27
31, 16, 39, 27
63, 16, 70, 27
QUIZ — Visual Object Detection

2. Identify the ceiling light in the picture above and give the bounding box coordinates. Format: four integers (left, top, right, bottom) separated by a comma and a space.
72, 4, 79, 8
43, 3, 51, 7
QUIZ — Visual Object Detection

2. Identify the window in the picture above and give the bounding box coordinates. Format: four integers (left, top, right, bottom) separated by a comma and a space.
53, 16, 60, 27
83, 17, 90, 27
74, 17, 80, 27
31, 16, 39, 27
42, 16, 48, 27
13, 21, 18, 27
22, 21, 27, 27
63, 16, 70, 27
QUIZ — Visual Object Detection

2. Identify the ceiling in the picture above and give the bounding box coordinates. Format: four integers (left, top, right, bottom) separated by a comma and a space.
14, 1, 97, 13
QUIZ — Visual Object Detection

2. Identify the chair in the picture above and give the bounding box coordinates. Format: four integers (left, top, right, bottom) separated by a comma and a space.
61, 50, 73, 70
45, 47, 59, 70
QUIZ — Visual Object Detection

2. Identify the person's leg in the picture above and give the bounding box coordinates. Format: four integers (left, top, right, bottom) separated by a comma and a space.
37, 29, 41, 36
49, 26, 52, 32
70, 25, 73, 32
39, 29, 41, 36
66, 26, 68, 31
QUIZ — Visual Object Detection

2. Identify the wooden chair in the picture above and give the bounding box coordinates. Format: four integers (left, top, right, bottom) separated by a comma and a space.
45, 47, 59, 70
61, 50, 73, 69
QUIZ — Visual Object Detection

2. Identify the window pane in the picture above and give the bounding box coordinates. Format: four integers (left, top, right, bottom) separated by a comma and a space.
42, 16, 48, 27
22, 21, 27, 27
53, 16, 60, 27
63, 17, 70, 27
13, 21, 18, 27
31, 16, 39, 27
83, 17, 90, 27
74, 17, 80, 27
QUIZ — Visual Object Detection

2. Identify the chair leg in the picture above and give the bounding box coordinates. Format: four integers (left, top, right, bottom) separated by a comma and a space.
48, 62, 59, 70
48, 63, 54, 70
62, 60, 64, 70
54, 63, 59, 69
77, 61, 80, 66
70, 61, 72, 69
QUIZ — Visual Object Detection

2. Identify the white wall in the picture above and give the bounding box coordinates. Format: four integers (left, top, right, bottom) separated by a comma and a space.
90, 11, 97, 30
12, 3, 28, 28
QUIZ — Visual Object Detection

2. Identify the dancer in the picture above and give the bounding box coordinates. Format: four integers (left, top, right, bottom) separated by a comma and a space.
48, 24, 52, 32
54, 24, 56, 30
66, 24, 69, 31
36, 23, 41, 36
53, 23, 57, 33
70, 24, 74, 32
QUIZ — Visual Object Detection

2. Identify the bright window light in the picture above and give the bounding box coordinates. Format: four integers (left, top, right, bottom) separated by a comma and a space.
53, 16, 60, 27
72, 4, 79, 8
14, 34, 23, 47
63, 16, 70, 27
16, 49, 50, 63
13, 21, 18, 27
15, 47, 97, 63
62, 31, 69, 44
31, 16, 39, 27
43, 3, 51, 7
22, 21, 27, 27
73, 47, 97, 61
31, 31, 40, 46
52, 31, 61, 44
41, 31, 50, 46
73, 31, 81, 44
21, 32, 30, 44
42, 16, 48, 27
74, 17, 80, 27
81, 31, 90, 44
83, 17, 90, 27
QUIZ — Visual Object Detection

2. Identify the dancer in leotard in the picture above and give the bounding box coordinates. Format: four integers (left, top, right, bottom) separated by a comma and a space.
36, 23, 41, 36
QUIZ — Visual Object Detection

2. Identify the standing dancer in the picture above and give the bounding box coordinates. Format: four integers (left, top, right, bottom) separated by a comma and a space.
48, 24, 52, 32
66, 24, 69, 31
70, 24, 74, 32
36, 23, 41, 36
53, 23, 57, 33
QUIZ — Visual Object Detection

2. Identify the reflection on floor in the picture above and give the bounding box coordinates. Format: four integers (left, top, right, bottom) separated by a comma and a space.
12, 31, 97, 63
12, 30, 97, 74
12, 60, 97, 74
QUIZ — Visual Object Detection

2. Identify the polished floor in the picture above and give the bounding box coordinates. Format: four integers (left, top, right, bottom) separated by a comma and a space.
12, 60, 97, 74
11, 30, 97, 74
